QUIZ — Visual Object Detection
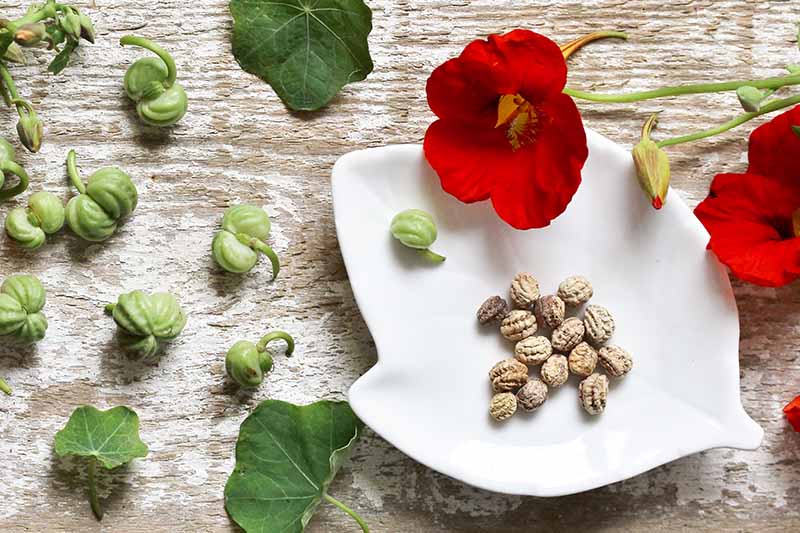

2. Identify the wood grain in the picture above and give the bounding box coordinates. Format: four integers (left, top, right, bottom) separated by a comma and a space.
1, 0, 799, 531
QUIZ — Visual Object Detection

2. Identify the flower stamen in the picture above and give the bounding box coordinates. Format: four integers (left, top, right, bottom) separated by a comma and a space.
496, 94, 538, 151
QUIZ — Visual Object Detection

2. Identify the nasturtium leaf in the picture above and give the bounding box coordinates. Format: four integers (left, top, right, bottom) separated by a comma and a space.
229, 0, 374, 111
224, 399, 367, 533
54, 405, 149, 519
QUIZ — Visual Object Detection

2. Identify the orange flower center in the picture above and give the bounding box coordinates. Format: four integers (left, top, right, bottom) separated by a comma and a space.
495, 94, 539, 151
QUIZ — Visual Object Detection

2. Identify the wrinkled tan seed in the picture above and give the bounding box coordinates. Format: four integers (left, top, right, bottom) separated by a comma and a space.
514, 336, 552, 366
492, 369, 528, 393
557, 275, 593, 306
510, 272, 540, 309
534, 294, 565, 328
516, 379, 548, 411
551, 317, 585, 352
490, 392, 517, 421
579, 373, 609, 415
500, 309, 537, 341
598, 345, 633, 377
568, 342, 598, 377
477, 295, 509, 324
489, 358, 528, 381
584, 304, 615, 345
540, 354, 569, 388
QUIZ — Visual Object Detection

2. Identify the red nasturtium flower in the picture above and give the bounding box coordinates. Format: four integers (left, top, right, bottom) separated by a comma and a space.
423, 30, 588, 230
784, 395, 800, 432
694, 106, 800, 287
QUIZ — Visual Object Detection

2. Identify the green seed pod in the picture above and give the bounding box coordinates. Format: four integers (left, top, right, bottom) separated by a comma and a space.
225, 331, 294, 388
390, 209, 446, 263
121, 35, 187, 127
212, 205, 280, 278
65, 150, 137, 242
0, 274, 47, 342
0, 137, 30, 201
5, 191, 65, 249
105, 290, 187, 361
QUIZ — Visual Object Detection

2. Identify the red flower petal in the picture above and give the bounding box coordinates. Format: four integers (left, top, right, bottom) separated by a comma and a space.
747, 105, 800, 181
426, 30, 566, 125
694, 172, 800, 287
784, 395, 800, 432
490, 94, 588, 229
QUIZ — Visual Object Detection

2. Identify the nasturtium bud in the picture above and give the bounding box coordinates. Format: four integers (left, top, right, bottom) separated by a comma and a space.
77, 9, 95, 44
390, 209, 446, 263
121, 35, 187, 127
105, 290, 187, 361
65, 150, 138, 242
0, 137, 30, 200
59, 9, 82, 41
14, 23, 46, 47
0, 274, 48, 342
632, 113, 670, 209
212, 204, 280, 278
736, 86, 766, 113
5, 191, 65, 249
3, 42, 26, 64
225, 331, 294, 388
13, 99, 43, 153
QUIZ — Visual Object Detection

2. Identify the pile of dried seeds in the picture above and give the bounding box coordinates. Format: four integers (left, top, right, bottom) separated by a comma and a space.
478, 274, 633, 421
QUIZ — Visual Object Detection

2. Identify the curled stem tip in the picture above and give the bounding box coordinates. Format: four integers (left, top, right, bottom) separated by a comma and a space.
66, 149, 86, 193
560, 30, 628, 60
324, 493, 369, 533
0, 160, 30, 200
120, 35, 177, 88
256, 331, 295, 356
88, 457, 103, 520
417, 248, 446, 263
0, 377, 11, 395
251, 240, 281, 280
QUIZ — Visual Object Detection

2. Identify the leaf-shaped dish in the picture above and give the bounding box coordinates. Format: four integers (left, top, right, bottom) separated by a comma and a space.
332, 131, 763, 496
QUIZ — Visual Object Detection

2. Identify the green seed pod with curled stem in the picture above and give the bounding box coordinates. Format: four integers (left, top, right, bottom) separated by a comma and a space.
5, 191, 65, 249
390, 208, 446, 263
105, 290, 187, 362
0, 137, 29, 200
0, 274, 48, 342
65, 149, 138, 241
120, 35, 188, 127
225, 331, 294, 388
212, 205, 280, 278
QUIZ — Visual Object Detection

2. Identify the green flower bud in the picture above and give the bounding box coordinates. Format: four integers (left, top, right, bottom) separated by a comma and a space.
13, 23, 46, 47
3, 42, 26, 64
59, 9, 82, 41
632, 113, 670, 210
225, 331, 294, 388
0, 137, 30, 201
121, 35, 187, 127
5, 191, 65, 249
77, 9, 95, 44
13, 99, 43, 153
105, 290, 187, 361
212, 205, 280, 278
390, 209, 446, 263
0, 274, 47, 342
65, 150, 138, 242
736, 86, 766, 112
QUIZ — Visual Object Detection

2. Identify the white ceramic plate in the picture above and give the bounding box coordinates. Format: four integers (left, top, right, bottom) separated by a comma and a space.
332, 130, 763, 497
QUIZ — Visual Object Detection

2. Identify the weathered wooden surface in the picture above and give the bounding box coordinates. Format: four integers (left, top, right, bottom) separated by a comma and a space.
1, 0, 799, 531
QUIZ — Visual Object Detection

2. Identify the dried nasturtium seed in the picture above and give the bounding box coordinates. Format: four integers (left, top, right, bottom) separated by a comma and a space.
551, 317, 585, 352
540, 354, 569, 388
490, 392, 517, 421
534, 294, 565, 329
557, 275, 593, 306
584, 304, 615, 345
510, 272, 540, 309
500, 309, 537, 341
579, 373, 609, 415
598, 345, 633, 377
516, 379, 548, 411
477, 295, 508, 324
568, 342, 598, 377
489, 358, 528, 393
514, 336, 552, 366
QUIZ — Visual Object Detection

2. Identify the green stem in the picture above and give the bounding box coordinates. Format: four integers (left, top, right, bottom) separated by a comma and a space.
88, 457, 103, 520
564, 74, 800, 103
120, 35, 177, 88
66, 149, 86, 194
0, 377, 11, 395
324, 493, 369, 533
247, 237, 281, 280
5, 0, 58, 30
0, 160, 30, 200
104, 303, 116, 314
256, 331, 295, 356
0, 62, 20, 106
656, 93, 800, 147
417, 248, 446, 263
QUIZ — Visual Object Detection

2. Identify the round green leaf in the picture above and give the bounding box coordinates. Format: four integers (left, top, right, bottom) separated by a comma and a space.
230, 0, 374, 111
